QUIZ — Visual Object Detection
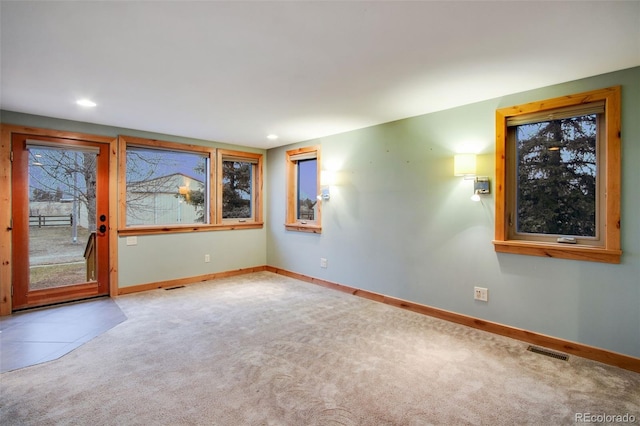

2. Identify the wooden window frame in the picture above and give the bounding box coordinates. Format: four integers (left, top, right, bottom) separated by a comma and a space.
493, 86, 621, 263
118, 136, 263, 236
285, 145, 321, 233
217, 149, 263, 226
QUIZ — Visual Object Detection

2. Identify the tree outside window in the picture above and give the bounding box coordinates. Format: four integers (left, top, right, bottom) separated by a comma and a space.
222, 161, 252, 219
514, 114, 597, 237
494, 86, 621, 263
218, 149, 262, 223
125, 145, 209, 226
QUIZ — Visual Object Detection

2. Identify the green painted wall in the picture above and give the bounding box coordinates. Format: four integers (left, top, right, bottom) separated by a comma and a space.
266, 67, 640, 358
4, 67, 638, 358
1, 111, 267, 288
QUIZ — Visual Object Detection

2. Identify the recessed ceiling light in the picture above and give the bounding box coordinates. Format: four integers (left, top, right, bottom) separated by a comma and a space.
267, 134, 278, 140
76, 99, 97, 107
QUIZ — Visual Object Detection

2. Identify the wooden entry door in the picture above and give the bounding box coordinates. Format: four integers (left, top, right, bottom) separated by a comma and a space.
11, 133, 110, 310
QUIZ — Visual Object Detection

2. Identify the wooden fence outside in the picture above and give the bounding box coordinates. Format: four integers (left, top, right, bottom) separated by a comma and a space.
29, 214, 73, 227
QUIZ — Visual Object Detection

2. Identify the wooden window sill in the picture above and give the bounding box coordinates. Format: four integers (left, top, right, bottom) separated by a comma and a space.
493, 240, 621, 264
118, 222, 263, 236
285, 223, 322, 234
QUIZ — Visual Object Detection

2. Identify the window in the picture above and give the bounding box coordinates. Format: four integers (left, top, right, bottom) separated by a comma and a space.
217, 149, 263, 224
118, 136, 262, 234
285, 145, 321, 233
494, 87, 621, 263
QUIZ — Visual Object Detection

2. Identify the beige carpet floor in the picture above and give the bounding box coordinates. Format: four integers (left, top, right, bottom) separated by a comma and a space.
1, 271, 639, 425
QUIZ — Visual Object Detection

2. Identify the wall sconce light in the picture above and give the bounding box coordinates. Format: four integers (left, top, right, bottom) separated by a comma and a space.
318, 188, 330, 201
454, 154, 490, 201
454, 154, 477, 179
320, 170, 336, 186
471, 177, 490, 202
318, 170, 336, 201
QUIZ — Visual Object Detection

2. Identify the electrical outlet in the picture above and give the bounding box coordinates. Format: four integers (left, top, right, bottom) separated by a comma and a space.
204, 254, 210, 263
474, 286, 488, 302
320, 258, 328, 268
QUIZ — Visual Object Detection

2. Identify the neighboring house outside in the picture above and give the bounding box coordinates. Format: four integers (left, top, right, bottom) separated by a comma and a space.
126, 173, 204, 226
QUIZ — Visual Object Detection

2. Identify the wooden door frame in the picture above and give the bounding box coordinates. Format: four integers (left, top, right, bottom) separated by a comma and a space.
0, 125, 118, 315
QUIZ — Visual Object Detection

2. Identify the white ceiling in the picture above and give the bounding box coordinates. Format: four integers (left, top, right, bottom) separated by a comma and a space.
2, 1, 639, 149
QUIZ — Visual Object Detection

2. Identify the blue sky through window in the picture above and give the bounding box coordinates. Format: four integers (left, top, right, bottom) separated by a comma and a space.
297, 159, 317, 202
126, 146, 206, 184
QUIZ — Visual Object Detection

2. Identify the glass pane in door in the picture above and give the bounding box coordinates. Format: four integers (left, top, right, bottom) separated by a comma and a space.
28, 146, 98, 290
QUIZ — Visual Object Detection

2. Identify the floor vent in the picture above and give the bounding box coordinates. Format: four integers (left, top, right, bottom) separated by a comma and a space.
164, 286, 186, 291
527, 345, 569, 361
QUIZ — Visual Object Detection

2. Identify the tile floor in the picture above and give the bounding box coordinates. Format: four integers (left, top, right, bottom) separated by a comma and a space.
0, 297, 127, 373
